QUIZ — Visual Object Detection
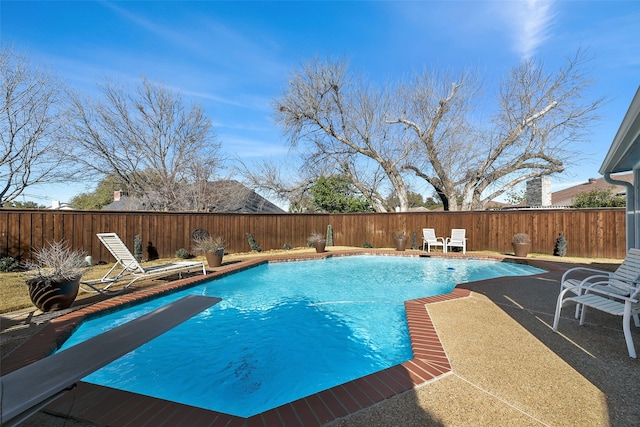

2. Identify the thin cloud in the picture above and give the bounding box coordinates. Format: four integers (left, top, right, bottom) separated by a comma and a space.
101, 1, 195, 52
506, 0, 557, 60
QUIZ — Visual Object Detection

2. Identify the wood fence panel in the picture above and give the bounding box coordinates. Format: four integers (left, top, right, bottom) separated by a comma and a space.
0, 208, 628, 261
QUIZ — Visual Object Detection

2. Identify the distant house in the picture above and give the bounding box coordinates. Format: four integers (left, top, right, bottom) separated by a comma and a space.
101, 191, 145, 211
102, 180, 286, 213
506, 174, 632, 209
198, 180, 285, 213
550, 174, 632, 207
48, 200, 74, 210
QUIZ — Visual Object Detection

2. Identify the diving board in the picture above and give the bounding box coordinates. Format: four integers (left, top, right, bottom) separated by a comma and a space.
0, 295, 221, 427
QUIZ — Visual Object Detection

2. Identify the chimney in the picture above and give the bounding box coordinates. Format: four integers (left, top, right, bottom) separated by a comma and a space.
114, 190, 122, 201
526, 177, 552, 207
588, 178, 597, 184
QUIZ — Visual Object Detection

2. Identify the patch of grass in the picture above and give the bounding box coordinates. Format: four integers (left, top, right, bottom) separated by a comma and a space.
0, 258, 207, 314
1, 271, 32, 313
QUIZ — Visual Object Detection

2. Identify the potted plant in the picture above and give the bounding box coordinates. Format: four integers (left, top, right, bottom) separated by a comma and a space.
394, 231, 408, 251
25, 240, 87, 312
512, 233, 532, 257
193, 235, 226, 267
307, 232, 326, 253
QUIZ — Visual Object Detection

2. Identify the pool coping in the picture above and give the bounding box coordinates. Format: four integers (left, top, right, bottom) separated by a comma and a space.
1, 250, 553, 426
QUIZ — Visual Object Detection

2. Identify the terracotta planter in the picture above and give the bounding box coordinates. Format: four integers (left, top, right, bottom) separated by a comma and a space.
205, 248, 225, 267
395, 237, 408, 251
26, 276, 80, 312
512, 242, 531, 257
314, 241, 326, 253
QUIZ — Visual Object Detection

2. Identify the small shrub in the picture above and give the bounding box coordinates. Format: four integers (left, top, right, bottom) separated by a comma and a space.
283, 243, 292, 250
307, 232, 326, 245
512, 233, 531, 244
193, 235, 225, 253
134, 235, 143, 262
26, 240, 87, 281
554, 232, 567, 257
363, 241, 373, 248
246, 233, 262, 252
175, 248, 190, 259
0, 256, 19, 272
411, 231, 418, 250
326, 224, 334, 246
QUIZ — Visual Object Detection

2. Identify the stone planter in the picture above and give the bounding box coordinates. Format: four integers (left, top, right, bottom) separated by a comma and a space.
26, 276, 80, 312
314, 241, 326, 253
205, 248, 225, 267
512, 242, 531, 258
395, 237, 408, 252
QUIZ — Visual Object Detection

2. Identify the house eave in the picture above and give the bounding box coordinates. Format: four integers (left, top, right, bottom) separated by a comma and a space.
599, 86, 640, 175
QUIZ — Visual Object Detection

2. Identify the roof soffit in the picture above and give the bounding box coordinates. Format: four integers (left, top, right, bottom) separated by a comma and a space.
600, 86, 640, 174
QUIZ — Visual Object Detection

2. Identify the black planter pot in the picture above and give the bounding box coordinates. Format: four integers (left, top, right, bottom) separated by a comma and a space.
26, 276, 80, 312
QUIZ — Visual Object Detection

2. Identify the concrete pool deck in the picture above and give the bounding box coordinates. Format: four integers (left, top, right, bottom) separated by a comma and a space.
2, 249, 639, 426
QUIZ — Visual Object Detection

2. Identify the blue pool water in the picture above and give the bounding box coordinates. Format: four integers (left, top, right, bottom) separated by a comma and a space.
58, 255, 544, 417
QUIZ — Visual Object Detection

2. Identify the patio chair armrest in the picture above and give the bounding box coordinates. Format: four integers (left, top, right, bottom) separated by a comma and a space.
583, 282, 640, 302
561, 267, 612, 283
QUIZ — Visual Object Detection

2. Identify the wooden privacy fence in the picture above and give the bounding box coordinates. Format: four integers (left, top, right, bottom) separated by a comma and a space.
0, 208, 627, 262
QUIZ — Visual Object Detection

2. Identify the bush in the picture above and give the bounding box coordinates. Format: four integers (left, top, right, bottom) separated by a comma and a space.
175, 248, 190, 259
134, 235, 143, 262
0, 256, 19, 272
363, 241, 373, 248
573, 188, 626, 208
554, 233, 567, 257
246, 233, 261, 252
512, 233, 531, 244
283, 243, 292, 250
307, 232, 325, 245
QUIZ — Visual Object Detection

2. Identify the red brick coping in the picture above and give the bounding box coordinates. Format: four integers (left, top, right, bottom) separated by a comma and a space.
3, 251, 542, 426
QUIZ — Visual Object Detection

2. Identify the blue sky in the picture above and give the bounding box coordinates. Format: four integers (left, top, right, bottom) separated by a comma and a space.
2, 0, 639, 205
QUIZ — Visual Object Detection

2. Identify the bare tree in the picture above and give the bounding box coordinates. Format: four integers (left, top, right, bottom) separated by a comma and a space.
459, 52, 602, 210
394, 50, 603, 210
273, 58, 414, 212
269, 52, 602, 212
389, 69, 481, 211
65, 76, 222, 211
0, 47, 78, 205
239, 157, 315, 212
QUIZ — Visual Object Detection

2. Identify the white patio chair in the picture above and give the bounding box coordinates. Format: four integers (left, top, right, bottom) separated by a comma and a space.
560, 248, 640, 320
81, 233, 206, 295
422, 228, 446, 252
445, 229, 467, 254
553, 276, 640, 358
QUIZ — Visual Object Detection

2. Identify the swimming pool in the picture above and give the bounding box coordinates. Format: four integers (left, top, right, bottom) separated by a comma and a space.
58, 255, 544, 418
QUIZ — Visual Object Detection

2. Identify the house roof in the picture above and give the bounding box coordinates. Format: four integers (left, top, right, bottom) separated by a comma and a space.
102, 180, 285, 213
551, 173, 633, 206
204, 180, 285, 213
102, 196, 145, 211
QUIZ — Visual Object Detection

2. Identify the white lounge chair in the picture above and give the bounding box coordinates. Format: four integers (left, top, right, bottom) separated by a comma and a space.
422, 228, 446, 252
81, 233, 206, 295
560, 248, 640, 319
445, 229, 467, 254
553, 274, 640, 358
